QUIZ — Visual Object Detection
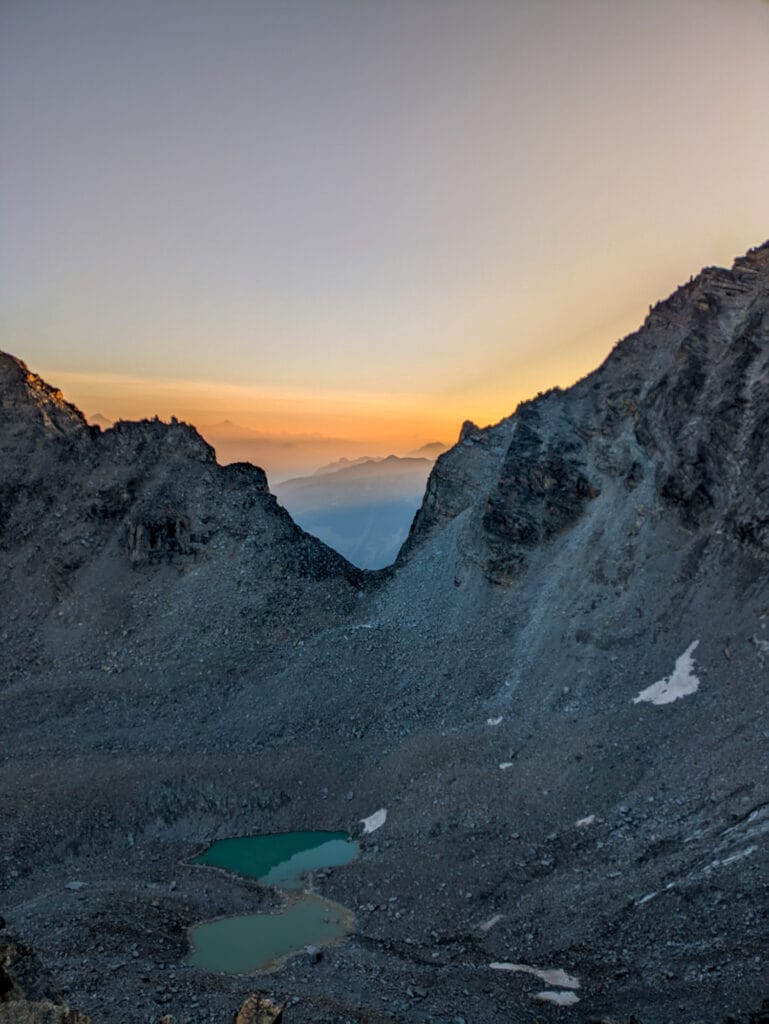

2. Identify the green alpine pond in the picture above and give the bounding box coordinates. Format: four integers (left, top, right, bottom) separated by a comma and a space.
186, 831, 359, 973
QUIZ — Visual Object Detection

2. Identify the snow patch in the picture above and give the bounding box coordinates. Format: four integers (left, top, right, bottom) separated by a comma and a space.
637, 882, 678, 906
633, 641, 700, 706
487, 716, 503, 726
575, 814, 596, 828
534, 991, 580, 1007
490, 963, 579, 989
722, 805, 769, 844
360, 808, 387, 835
721, 845, 757, 866
478, 913, 503, 932
636, 891, 659, 906
704, 845, 757, 874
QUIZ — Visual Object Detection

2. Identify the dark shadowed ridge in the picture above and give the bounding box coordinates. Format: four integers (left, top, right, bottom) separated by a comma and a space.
0, 349, 367, 676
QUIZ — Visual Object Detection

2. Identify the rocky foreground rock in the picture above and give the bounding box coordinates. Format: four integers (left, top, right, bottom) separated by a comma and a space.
1, 242, 769, 1023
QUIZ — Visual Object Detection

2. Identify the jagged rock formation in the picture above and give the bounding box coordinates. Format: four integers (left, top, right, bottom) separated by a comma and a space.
402, 241, 769, 582
0, 353, 364, 675
397, 415, 518, 560
1, 242, 769, 1024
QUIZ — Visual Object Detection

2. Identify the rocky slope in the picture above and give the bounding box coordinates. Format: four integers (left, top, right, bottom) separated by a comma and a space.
1, 242, 769, 1024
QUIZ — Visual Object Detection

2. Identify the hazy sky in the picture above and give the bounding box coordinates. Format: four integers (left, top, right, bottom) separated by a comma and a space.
2, 0, 769, 469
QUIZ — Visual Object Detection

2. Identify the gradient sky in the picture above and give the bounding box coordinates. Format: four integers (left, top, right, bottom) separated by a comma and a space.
2, 0, 769, 473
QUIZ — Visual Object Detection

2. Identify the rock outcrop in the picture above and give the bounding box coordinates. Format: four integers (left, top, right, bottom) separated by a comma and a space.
0, 939, 89, 1024
234, 994, 284, 1024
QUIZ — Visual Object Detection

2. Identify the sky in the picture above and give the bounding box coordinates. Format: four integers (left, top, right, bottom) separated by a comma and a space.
2, 0, 769, 477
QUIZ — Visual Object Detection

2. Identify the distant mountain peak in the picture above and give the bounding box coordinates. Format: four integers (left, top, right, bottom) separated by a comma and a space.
87, 412, 113, 428
407, 441, 448, 459
313, 456, 381, 475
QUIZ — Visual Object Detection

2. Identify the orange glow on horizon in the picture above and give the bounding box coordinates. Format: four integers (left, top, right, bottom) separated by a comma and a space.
40, 296, 640, 454
3, 0, 768, 482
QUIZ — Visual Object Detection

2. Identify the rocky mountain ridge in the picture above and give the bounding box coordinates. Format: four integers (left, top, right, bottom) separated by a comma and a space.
0, 353, 364, 677
1, 241, 769, 1024
401, 241, 769, 579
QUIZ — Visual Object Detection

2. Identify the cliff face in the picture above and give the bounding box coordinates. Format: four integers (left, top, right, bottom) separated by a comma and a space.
401, 241, 769, 582
0, 353, 364, 674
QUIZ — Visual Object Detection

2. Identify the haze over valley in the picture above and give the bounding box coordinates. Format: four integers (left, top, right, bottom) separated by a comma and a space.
272, 454, 442, 569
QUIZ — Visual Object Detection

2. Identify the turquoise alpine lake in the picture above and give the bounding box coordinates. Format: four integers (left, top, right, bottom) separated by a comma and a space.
186, 831, 359, 974
190, 830, 358, 889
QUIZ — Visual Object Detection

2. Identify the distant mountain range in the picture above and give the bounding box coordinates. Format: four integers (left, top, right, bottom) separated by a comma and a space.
183, 420, 356, 479
407, 441, 448, 459
273, 453, 440, 569
313, 442, 447, 476
85, 414, 448, 486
